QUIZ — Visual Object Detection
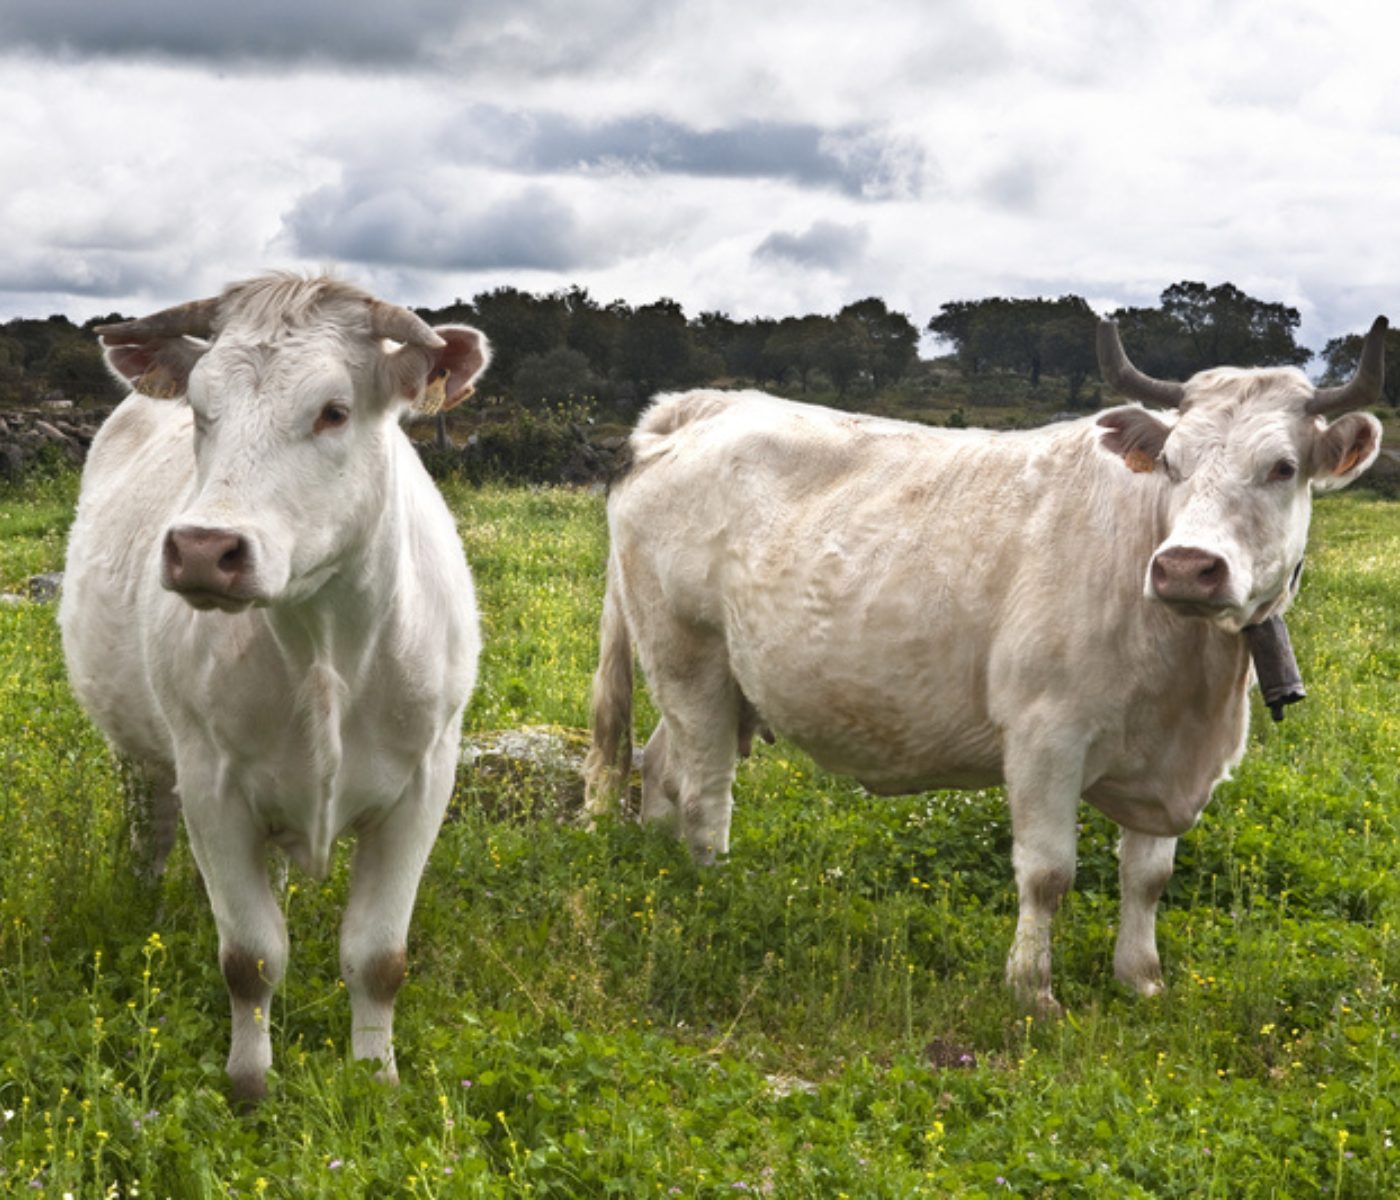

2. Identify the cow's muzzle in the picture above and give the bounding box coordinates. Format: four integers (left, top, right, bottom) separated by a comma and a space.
1149, 546, 1231, 608
162, 525, 260, 610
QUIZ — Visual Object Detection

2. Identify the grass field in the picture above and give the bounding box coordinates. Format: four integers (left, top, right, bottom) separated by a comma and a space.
1, 473, 1397, 1198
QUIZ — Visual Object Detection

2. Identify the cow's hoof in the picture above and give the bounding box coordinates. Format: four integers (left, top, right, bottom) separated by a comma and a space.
1119, 972, 1164, 999
228, 1071, 268, 1110
1010, 985, 1064, 1020
1114, 956, 1164, 998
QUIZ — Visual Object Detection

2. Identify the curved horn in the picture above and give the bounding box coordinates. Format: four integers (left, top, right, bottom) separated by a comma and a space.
368, 300, 445, 349
1308, 316, 1388, 417
1097, 320, 1187, 408
94, 297, 220, 344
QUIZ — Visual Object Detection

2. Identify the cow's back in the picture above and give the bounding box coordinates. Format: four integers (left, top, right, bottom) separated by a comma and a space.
60, 396, 196, 765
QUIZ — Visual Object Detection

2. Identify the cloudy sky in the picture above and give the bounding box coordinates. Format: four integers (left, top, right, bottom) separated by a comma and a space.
1, 0, 1396, 360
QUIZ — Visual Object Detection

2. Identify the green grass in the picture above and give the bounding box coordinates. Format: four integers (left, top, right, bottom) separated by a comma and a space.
1, 477, 1398, 1197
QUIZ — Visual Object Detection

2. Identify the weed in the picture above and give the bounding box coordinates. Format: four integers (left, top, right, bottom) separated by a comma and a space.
1, 481, 1397, 1196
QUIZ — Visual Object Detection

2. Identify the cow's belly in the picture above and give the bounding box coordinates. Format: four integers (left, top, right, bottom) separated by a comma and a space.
731, 631, 1004, 793
768, 710, 1003, 795
1083, 777, 1210, 838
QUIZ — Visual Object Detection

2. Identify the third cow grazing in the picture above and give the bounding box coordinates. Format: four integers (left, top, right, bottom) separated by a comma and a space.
584, 316, 1386, 1014
61, 273, 490, 1102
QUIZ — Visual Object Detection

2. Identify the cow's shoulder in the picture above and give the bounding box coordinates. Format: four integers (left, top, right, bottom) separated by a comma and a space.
88, 393, 188, 463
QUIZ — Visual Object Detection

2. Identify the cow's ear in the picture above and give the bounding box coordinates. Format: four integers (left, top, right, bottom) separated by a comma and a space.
1096, 406, 1172, 473
1312, 411, 1382, 493
101, 336, 207, 399
387, 325, 491, 413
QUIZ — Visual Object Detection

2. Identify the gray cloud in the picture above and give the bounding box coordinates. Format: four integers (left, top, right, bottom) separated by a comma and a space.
526, 118, 920, 198
0, 0, 665, 70
440, 109, 929, 199
0, 250, 181, 299
0, 0, 454, 64
283, 178, 606, 272
754, 221, 868, 270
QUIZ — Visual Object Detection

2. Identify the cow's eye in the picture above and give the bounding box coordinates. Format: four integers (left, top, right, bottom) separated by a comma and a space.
314, 402, 351, 435
1268, 459, 1297, 483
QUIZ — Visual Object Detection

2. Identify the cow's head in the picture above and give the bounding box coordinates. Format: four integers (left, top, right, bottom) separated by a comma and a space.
1096, 317, 1385, 631
96, 274, 490, 612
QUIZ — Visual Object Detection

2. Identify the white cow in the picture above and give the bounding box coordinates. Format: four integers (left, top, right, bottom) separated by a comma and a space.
60, 273, 489, 1102
584, 318, 1386, 1013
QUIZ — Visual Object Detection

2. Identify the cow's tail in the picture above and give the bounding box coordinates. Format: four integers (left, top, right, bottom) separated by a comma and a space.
583, 547, 633, 819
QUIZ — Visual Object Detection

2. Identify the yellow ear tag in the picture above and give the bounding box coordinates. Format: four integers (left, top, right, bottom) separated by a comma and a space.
135, 365, 184, 399
1124, 448, 1156, 474
419, 371, 448, 415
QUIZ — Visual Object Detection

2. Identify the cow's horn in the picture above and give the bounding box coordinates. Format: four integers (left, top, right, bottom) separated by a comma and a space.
368, 300, 445, 350
1096, 320, 1187, 408
94, 297, 220, 344
1307, 316, 1387, 417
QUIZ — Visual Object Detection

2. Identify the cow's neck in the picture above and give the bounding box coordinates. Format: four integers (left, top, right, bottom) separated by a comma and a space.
247, 438, 408, 870
260, 434, 406, 683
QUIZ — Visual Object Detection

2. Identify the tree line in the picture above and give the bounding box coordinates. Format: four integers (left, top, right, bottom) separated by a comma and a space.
929, 282, 1398, 408
419, 280, 1397, 415
1, 281, 1394, 415
415, 288, 922, 415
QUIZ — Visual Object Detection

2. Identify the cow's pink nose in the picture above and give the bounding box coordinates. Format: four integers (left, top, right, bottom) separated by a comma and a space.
163, 526, 250, 596
1150, 547, 1229, 604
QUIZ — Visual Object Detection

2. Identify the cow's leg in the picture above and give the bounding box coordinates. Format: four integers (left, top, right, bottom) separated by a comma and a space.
1003, 735, 1084, 1016
640, 719, 681, 834
645, 651, 740, 865
183, 800, 287, 1105
1114, 830, 1177, 996
125, 759, 181, 879
670, 677, 741, 867
339, 739, 453, 1083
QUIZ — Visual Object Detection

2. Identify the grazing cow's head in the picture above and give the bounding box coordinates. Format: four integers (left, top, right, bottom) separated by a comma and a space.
1096, 317, 1385, 631
97, 274, 490, 612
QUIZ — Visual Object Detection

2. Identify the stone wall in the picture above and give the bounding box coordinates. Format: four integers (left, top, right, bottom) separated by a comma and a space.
0, 402, 112, 482
4, 400, 1396, 495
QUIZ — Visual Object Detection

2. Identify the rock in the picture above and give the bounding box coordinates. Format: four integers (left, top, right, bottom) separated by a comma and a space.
454, 724, 645, 821
924, 1036, 979, 1070
455, 725, 593, 822
765, 1073, 819, 1098
0, 444, 24, 482
28, 573, 63, 602
0, 407, 111, 483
